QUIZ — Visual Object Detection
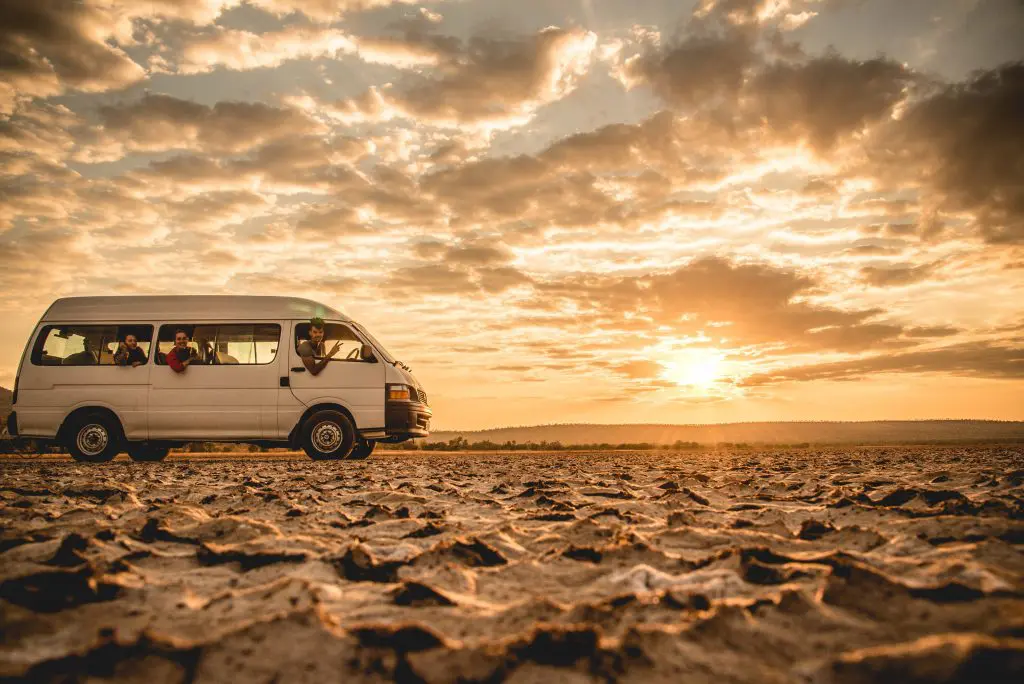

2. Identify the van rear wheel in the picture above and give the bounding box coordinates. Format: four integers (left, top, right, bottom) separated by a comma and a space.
348, 439, 376, 460
65, 412, 120, 463
127, 443, 170, 462
301, 410, 355, 460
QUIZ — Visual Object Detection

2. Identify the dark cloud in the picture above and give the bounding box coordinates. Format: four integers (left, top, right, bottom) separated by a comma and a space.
94, 94, 324, 156
0, 0, 145, 111
860, 262, 937, 287
741, 342, 1024, 386
746, 55, 911, 151
623, 33, 756, 111
907, 326, 961, 338
326, 27, 597, 128
445, 244, 513, 267
294, 205, 374, 239
868, 62, 1024, 243
168, 190, 271, 228
540, 110, 729, 179
386, 264, 474, 295
478, 266, 532, 293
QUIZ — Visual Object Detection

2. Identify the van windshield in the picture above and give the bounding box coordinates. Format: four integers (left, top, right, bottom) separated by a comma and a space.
350, 322, 396, 365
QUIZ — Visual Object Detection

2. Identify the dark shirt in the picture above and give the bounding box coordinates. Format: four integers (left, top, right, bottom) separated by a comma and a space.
114, 346, 147, 366
297, 339, 324, 359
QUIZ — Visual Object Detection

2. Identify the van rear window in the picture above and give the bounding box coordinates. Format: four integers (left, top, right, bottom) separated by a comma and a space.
155, 324, 280, 365
31, 325, 154, 366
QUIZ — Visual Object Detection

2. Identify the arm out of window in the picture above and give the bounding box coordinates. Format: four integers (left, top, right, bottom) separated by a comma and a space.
301, 353, 331, 376
167, 350, 186, 373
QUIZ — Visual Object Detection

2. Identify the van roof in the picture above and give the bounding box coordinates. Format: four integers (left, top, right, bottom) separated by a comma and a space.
41, 296, 350, 323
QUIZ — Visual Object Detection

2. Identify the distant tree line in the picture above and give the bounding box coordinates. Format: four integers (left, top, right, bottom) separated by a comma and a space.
380, 437, 784, 451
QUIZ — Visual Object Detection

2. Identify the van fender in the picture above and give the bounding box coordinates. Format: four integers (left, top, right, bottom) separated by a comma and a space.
57, 401, 127, 442
287, 396, 363, 448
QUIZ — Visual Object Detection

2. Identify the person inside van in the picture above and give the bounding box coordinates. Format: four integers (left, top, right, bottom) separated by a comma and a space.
196, 336, 215, 365
167, 329, 197, 373
297, 317, 341, 376
114, 333, 147, 367
63, 333, 99, 366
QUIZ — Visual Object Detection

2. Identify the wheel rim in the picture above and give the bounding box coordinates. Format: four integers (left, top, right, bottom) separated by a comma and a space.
77, 424, 109, 456
311, 421, 342, 452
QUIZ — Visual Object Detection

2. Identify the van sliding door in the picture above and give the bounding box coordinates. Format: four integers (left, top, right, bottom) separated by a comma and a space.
148, 323, 281, 440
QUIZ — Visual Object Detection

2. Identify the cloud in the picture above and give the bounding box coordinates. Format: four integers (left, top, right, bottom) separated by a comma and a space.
623, 37, 911, 152
0, 0, 437, 111
610, 360, 665, 380
620, 33, 756, 110
248, 0, 427, 22
444, 244, 514, 267
175, 25, 357, 74
168, 190, 273, 229
353, 32, 461, 69
0, 102, 80, 164
906, 325, 960, 338
294, 204, 374, 239
860, 262, 938, 287
382, 248, 531, 296
91, 94, 324, 157
318, 27, 598, 130
693, 0, 824, 29
745, 55, 912, 151
0, 0, 146, 112
741, 342, 1024, 385
535, 256, 907, 352
867, 62, 1024, 244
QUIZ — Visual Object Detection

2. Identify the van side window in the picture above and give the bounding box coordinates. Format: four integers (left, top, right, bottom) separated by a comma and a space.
31, 325, 153, 366
294, 322, 366, 361
155, 324, 280, 365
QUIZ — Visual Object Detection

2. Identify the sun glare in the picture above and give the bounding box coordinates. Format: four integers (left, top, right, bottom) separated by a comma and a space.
662, 349, 725, 390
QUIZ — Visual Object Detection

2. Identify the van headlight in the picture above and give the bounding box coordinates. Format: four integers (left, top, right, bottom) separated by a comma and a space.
388, 384, 412, 401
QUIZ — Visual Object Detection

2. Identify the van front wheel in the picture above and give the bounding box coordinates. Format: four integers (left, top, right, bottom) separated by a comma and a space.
127, 443, 170, 462
301, 410, 355, 460
65, 412, 120, 463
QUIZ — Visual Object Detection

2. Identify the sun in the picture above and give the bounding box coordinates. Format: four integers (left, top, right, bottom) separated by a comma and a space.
662, 349, 725, 390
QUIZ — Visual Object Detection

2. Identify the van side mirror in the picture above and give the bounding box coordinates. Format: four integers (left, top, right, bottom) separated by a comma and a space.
360, 344, 376, 362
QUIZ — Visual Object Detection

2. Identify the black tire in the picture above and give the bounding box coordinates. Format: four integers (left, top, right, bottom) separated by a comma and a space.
64, 412, 121, 463
348, 439, 376, 460
300, 410, 355, 460
127, 442, 170, 462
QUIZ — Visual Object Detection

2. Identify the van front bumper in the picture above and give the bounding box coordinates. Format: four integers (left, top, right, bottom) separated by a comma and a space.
5, 411, 17, 438
385, 401, 431, 440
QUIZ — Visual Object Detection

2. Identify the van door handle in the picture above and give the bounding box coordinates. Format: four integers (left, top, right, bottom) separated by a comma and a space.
291, 366, 306, 373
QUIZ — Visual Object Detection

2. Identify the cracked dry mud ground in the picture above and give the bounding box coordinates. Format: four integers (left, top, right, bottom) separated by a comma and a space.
1, 447, 1023, 683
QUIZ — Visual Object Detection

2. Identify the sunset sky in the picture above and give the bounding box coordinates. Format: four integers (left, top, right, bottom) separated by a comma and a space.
1, 0, 1022, 430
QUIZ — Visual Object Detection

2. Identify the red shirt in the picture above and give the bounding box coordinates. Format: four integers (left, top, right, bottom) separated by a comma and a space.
166, 346, 192, 373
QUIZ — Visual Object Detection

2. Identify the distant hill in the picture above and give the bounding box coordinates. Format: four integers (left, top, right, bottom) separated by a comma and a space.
0, 387, 11, 433
425, 420, 1024, 446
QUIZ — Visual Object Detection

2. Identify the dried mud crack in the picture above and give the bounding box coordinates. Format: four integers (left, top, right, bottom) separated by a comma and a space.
1, 446, 1022, 683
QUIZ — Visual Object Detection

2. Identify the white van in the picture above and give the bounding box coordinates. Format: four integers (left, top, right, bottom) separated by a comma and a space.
5, 296, 431, 462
